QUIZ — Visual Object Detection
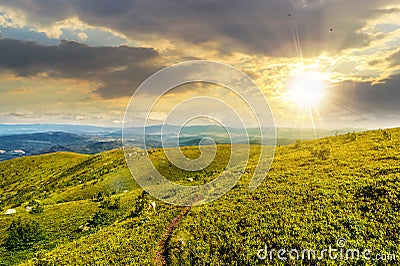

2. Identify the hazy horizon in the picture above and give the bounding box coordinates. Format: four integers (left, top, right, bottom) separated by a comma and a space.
0, 122, 371, 131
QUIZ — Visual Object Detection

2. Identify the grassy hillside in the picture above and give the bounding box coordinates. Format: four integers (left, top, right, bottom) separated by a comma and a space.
0, 128, 399, 265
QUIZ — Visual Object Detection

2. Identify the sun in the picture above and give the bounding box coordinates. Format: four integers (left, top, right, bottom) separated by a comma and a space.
285, 70, 327, 109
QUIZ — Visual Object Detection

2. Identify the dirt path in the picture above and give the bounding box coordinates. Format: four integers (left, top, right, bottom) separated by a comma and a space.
155, 206, 191, 266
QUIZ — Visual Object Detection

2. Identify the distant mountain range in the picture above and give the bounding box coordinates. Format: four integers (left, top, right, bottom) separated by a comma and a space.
0, 132, 121, 161
0, 124, 119, 136
0, 124, 363, 161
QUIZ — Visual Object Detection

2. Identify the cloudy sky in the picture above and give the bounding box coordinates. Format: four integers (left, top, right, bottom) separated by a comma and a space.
0, 0, 399, 129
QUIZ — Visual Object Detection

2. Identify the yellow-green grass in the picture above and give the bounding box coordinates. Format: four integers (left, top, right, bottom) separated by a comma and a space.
0, 128, 399, 265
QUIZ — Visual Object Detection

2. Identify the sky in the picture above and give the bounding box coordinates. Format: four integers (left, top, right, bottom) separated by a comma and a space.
0, 0, 399, 129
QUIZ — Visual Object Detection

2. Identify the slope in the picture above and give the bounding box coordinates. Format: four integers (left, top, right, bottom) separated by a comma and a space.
0, 128, 399, 265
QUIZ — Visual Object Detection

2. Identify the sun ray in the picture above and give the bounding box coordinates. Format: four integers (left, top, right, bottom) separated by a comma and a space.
308, 107, 317, 138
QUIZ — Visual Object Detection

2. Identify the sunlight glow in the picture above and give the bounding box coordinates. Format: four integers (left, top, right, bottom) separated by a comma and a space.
286, 70, 327, 109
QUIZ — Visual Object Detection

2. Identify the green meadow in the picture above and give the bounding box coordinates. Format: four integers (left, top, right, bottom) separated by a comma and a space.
0, 128, 399, 265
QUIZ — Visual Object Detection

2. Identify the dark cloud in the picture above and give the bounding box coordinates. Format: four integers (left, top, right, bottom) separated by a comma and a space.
388, 49, 400, 67
329, 74, 400, 115
1, 0, 397, 56
0, 39, 163, 98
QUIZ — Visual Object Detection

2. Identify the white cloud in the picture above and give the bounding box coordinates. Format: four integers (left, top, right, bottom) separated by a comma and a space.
0, 5, 26, 28
77, 32, 88, 41
0, 6, 132, 46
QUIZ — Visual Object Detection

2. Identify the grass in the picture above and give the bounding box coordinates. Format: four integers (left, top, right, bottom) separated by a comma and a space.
0, 128, 399, 265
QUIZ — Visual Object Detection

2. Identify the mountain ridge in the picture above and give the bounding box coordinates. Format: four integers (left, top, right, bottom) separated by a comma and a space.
0, 125, 365, 161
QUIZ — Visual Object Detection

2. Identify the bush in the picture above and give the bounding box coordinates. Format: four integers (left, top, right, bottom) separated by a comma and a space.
29, 200, 44, 214
348, 132, 357, 142
89, 209, 114, 227
382, 130, 392, 141
4, 218, 44, 251
311, 146, 331, 160
294, 139, 302, 149
129, 191, 150, 218
100, 197, 120, 210
93, 191, 106, 202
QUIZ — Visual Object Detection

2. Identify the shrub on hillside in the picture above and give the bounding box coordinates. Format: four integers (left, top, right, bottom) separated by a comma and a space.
348, 132, 357, 141
294, 139, 302, 149
93, 191, 106, 202
28, 200, 44, 214
382, 130, 392, 141
89, 209, 114, 227
100, 197, 120, 210
311, 146, 331, 160
129, 191, 150, 218
4, 218, 44, 251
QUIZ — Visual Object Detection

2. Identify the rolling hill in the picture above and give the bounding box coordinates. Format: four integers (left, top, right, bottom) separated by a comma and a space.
0, 128, 399, 265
